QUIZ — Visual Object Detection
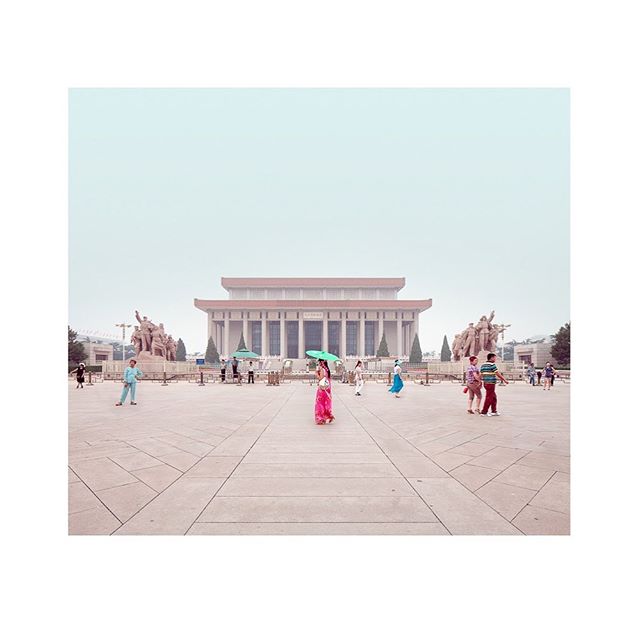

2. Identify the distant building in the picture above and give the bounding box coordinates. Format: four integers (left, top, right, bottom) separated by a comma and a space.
84, 341, 114, 365
195, 277, 432, 359
513, 336, 556, 366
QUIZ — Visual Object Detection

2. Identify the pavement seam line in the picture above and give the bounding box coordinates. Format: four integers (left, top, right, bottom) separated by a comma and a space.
184, 387, 297, 534
334, 391, 452, 535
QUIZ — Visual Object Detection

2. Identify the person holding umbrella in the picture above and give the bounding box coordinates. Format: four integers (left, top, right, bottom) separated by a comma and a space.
230, 349, 260, 385
315, 358, 334, 425
307, 350, 338, 425
388, 360, 404, 398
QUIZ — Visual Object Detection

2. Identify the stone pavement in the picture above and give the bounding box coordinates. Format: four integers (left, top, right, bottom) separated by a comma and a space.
68, 378, 570, 535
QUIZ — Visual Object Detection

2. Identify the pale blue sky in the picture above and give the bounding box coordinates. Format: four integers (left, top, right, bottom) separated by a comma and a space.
69, 88, 569, 353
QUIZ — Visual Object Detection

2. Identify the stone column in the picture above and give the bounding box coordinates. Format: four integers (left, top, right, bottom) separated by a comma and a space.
340, 316, 347, 358
243, 317, 249, 349
414, 312, 420, 345
224, 314, 230, 357
322, 313, 328, 352
280, 316, 286, 358
396, 316, 403, 358
298, 317, 304, 359
378, 315, 384, 354
261, 317, 267, 356
359, 314, 365, 358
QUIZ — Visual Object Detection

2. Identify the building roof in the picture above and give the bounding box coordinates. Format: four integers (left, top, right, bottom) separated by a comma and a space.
220, 277, 405, 290
195, 299, 432, 312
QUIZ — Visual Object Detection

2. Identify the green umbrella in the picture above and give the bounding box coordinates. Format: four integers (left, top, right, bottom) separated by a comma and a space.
305, 350, 340, 362
232, 349, 259, 359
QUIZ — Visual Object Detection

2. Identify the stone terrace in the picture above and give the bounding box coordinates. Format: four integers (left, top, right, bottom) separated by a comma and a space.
68, 378, 569, 535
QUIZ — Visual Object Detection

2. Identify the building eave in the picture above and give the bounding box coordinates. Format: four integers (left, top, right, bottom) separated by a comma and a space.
194, 298, 432, 312
220, 277, 406, 291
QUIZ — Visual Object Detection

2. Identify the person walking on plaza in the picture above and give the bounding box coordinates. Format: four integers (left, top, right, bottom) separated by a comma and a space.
220, 358, 226, 383
354, 360, 364, 396
232, 356, 239, 382
116, 359, 143, 406
248, 360, 255, 384
388, 359, 404, 398
466, 356, 483, 414
536, 368, 542, 386
527, 363, 537, 386
543, 361, 556, 390
480, 353, 508, 416
74, 362, 86, 389
314, 359, 335, 425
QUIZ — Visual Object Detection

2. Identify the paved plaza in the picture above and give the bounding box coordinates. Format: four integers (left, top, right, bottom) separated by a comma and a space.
68, 378, 570, 535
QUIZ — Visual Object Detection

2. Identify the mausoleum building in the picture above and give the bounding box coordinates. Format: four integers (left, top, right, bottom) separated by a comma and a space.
194, 277, 431, 360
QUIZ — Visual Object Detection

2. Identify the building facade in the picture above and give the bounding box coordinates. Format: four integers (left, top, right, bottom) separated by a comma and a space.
195, 277, 432, 360
84, 341, 114, 366
513, 340, 556, 367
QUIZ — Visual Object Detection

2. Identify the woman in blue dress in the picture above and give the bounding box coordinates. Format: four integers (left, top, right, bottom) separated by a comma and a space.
388, 360, 404, 397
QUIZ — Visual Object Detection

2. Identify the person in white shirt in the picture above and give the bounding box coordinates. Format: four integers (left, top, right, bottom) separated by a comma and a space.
354, 360, 364, 396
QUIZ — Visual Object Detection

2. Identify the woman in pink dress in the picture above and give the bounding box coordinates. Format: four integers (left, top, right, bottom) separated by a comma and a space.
314, 359, 335, 425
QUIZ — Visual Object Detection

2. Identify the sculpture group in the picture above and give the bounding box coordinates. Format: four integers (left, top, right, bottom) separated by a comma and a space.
451, 311, 510, 361
131, 310, 177, 361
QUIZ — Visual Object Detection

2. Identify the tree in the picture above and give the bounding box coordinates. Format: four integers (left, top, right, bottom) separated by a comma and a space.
176, 338, 186, 361
440, 335, 451, 362
376, 333, 390, 357
409, 334, 423, 363
205, 336, 220, 364
551, 322, 571, 366
237, 332, 247, 351
68, 326, 87, 364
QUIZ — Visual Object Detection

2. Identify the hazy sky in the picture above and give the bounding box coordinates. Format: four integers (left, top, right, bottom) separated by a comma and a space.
69, 88, 569, 353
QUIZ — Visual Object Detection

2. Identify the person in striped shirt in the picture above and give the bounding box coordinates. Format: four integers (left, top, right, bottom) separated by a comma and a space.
480, 352, 508, 416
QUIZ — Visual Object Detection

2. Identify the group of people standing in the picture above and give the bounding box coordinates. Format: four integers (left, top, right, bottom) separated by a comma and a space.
218, 358, 255, 383
525, 362, 558, 390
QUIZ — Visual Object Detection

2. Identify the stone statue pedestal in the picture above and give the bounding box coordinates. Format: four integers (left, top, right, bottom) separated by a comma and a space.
134, 350, 168, 364
475, 350, 502, 364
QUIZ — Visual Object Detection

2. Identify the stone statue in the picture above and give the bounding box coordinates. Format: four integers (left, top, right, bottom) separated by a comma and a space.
166, 335, 177, 361
487, 323, 511, 352
452, 311, 509, 360
132, 311, 176, 361
151, 322, 167, 358
461, 323, 477, 358
130, 326, 143, 355
475, 311, 495, 352
451, 333, 463, 361
135, 311, 154, 352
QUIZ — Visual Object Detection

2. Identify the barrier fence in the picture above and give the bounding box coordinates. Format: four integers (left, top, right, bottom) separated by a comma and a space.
73, 366, 569, 386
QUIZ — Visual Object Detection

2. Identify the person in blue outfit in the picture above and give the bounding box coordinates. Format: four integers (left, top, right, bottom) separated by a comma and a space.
388, 360, 404, 397
115, 359, 143, 406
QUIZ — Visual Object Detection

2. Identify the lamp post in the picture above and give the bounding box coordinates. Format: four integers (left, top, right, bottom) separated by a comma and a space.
115, 322, 132, 363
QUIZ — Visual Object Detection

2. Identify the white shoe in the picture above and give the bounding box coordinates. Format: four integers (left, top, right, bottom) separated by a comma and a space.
492, 412, 501, 416
486, 412, 495, 417
480, 413, 488, 417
